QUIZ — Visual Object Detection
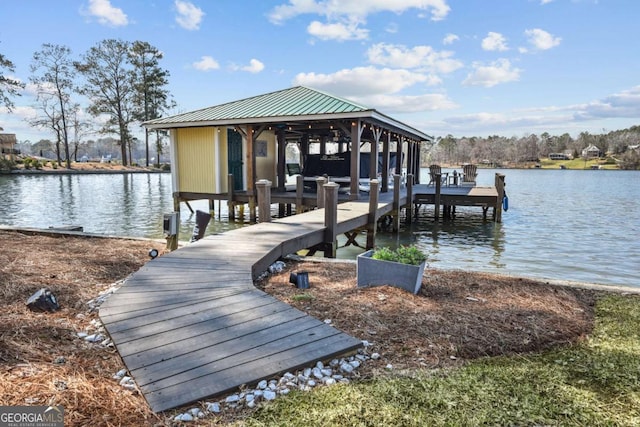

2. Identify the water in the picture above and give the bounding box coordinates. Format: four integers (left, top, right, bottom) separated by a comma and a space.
0, 169, 638, 288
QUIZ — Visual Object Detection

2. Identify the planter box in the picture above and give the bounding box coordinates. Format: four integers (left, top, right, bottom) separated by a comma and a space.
357, 249, 426, 295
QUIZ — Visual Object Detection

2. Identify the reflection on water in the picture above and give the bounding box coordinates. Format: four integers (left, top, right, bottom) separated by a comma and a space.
0, 169, 639, 288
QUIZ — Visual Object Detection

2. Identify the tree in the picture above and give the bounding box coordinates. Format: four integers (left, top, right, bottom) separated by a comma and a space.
0, 50, 25, 111
75, 39, 135, 165
129, 41, 175, 166
30, 44, 76, 168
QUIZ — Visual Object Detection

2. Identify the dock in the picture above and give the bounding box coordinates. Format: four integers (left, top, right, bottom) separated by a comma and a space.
99, 175, 504, 413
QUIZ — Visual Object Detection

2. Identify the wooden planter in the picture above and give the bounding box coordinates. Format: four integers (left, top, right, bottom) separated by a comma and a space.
356, 249, 426, 295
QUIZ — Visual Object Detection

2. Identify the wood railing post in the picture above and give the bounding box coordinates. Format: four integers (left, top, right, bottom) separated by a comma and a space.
366, 179, 379, 249
392, 174, 401, 232
494, 173, 506, 223
406, 173, 414, 224
256, 179, 272, 223
296, 175, 304, 214
316, 176, 328, 209
323, 182, 340, 258
227, 174, 235, 221
434, 173, 441, 221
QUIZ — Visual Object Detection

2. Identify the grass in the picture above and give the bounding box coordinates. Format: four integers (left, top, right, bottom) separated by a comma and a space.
538, 158, 619, 170
238, 294, 640, 426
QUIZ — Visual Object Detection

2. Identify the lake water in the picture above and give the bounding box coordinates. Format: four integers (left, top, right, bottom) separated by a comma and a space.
0, 169, 638, 288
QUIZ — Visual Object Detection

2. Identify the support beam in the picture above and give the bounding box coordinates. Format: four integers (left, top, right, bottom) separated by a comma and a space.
434, 173, 441, 220
406, 174, 413, 225
276, 129, 286, 191
392, 174, 401, 232
296, 175, 304, 214
381, 132, 390, 193
316, 176, 328, 209
494, 173, 506, 223
227, 174, 235, 221
349, 120, 362, 200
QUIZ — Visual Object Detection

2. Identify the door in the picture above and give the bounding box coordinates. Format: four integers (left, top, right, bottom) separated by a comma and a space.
227, 129, 244, 191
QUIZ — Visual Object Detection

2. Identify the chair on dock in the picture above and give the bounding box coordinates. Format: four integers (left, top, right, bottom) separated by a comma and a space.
462, 164, 477, 186
428, 164, 447, 186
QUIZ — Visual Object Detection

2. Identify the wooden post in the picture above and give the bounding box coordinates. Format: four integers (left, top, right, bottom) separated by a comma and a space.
208, 199, 215, 217
316, 176, 328, 209
366, 179, 379, 249
323, 182, 340, 258
406, 173, 413, 224
434, 173, 441, 220
494, 173, 506, 223
296, 175, 304, 214
245, 125, 257, 223
392, 174, 401, 232
227, 174, 235, 221
382, 132, 390, 193
276, 129, 286, 192
166, 196, 180, 251
349, 120, 361, 200
256, 179, 272, 223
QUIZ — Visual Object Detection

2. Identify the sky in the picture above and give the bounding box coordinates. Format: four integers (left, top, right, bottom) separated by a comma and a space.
1, 0, 639, 143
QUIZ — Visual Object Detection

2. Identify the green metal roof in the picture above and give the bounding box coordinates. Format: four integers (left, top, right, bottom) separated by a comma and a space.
144, 86, 432, 141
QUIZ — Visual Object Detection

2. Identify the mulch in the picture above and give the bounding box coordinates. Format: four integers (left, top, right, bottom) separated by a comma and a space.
0, 230, 604, 425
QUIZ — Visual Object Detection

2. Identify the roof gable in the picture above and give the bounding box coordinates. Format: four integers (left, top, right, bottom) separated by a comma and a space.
145, 86, 371, 126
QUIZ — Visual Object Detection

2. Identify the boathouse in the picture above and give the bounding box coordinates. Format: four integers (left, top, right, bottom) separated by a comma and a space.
143, 86, 433, 222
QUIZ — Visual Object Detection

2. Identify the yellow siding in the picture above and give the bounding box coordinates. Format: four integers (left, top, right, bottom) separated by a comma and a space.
175, 128, 216, 193
255, 131, 276, 184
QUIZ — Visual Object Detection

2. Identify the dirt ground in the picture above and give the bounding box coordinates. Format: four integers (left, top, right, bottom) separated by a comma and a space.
0, 230, 604, 426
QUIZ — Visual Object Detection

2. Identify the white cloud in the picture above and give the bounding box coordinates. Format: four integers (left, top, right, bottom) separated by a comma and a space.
354, 93, 458, 113
462, 59, 521, 87
524, 28, 561, 50
481, 32, 508, 51
175, 0, 205, 30
293, 66, 429, 97
367, 43, 463, 75
83, 0, 128, 27
241, 59, 265, 74
442, 33, 459, 45
307, 20, 368, 41
540, 0, 554, 4
192, 56, 220, 71
268, 0, 451, 24
574, 86, 640, 120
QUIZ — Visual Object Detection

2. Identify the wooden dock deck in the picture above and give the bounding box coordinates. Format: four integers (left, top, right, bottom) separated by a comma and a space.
99, 200, 390, 413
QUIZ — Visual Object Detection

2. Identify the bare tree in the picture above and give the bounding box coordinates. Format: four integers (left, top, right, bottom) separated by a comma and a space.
30, 44, 76, 168
75, 39, 135, 165
0, 49, 25, 112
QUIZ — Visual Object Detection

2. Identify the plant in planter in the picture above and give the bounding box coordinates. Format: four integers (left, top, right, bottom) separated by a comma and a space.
357, 245, 427, 295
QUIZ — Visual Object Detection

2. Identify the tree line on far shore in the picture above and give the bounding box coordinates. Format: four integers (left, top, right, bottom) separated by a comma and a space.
424, 127, 640, 170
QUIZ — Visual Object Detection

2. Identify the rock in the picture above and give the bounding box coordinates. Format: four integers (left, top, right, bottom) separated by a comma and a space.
247, 400, 256, 409
174, 413, 193, 422
323, 377, 336, 385
385, 364, 393, 370
321, 368, 332, 377
225, 394, 240, 404
349, 360, 361, 369
263, 390, 277, 401
340, 363, 354, 374
312, 367, 323, 379
371, 353, 380, 360
206, 402, 221, 413
113, 369, 127, 380
257, 379, 268, 390
26, 288, 60, 312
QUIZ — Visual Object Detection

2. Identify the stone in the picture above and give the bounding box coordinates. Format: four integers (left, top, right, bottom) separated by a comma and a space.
263, 390, 277, 401
371, 353, 381, 360
225, 394, 240, 404
312, 367, 323, 379
206, 402, 221, 413
340, 363, 354, 374
257, 380, 268, 390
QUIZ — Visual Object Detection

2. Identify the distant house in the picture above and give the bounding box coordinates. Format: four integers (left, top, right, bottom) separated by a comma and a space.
581, 144, 602, 159
0, 133, 18, 158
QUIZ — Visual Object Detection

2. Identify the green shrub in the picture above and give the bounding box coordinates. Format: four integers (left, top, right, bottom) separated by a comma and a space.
51, 162, 58, 169
372, 245, 427, 265
23, 157, 33, 169
0, 158, 16, 171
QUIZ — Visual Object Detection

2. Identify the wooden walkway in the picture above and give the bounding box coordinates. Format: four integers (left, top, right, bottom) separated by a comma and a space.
99, 200, 388, 413
99, 181, 501, 412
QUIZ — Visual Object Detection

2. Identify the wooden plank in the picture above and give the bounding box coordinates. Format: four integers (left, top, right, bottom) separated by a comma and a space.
145, 333, 361, 412
100, 288, 251, 321
119, 305, 303, 362
106, 294, 279, 344
100, 288, 248, 317
138, 320, 340, 390
104, 291, 273, 336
